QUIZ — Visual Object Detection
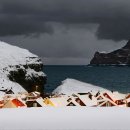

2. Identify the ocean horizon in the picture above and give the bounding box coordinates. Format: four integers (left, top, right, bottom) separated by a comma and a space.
44, 65, 130, 93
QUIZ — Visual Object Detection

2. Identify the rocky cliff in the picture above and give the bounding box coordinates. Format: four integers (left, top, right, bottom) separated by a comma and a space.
0, 41, 46, 95
90, 40, 130, 65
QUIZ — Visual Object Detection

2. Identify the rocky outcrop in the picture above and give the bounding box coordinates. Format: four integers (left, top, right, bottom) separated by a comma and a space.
0, 41, 46, 94
7, 57, 47, 93
90, 40, 130, 65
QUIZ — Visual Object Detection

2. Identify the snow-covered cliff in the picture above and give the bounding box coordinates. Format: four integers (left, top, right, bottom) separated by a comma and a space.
90, 40, 130, 65
0, 41, 46, 94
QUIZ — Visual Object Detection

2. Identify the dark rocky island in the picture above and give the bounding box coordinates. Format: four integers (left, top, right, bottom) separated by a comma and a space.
90, 40, 130, 66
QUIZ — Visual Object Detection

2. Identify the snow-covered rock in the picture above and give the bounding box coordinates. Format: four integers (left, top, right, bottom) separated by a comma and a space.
53, 78, 107, 95
0, 41, 46, 94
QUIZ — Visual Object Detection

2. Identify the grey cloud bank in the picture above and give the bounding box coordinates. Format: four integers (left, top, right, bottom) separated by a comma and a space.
0, 0, 129, 64
0, 24, 125, 65
0, 0, 129, 41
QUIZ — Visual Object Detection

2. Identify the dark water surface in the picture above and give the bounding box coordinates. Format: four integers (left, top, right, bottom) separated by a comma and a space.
44, 65, 130, 93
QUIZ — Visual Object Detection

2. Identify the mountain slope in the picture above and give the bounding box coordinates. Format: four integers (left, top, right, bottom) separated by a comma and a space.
0, 41, 46, 94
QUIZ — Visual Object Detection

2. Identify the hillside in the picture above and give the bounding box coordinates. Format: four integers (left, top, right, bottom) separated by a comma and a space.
0, 41, 46, 94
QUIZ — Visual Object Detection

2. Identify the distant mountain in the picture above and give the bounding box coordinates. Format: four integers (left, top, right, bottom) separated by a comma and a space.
0, 41, 46, 94
90, 40, 130, 65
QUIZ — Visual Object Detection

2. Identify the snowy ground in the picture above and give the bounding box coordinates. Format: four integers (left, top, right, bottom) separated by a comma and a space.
0, 107, 129, 130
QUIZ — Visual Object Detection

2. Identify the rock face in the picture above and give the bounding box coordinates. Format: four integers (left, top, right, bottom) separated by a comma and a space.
0, 41, 46, 94
90, 40, 130, 65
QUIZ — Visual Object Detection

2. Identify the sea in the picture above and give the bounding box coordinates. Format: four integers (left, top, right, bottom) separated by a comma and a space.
44, 65, 130, 94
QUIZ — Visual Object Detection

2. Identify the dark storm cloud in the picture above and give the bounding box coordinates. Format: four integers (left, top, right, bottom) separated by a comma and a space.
0, 0, 130, 40
0, 16, 53, 36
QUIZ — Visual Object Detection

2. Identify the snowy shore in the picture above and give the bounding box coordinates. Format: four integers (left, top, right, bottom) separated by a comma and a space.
0, 107, 129, 130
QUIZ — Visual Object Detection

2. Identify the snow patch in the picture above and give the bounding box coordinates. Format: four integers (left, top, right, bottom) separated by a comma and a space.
53, 78, 107, 95
25, 68, 46, 80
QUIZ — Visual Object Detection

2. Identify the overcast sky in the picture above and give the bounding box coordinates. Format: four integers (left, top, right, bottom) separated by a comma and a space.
0, 0, 129, 65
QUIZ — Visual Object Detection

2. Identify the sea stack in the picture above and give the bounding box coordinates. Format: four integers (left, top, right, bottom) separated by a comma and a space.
0, 41, 46, 95
90, 40, 130, 65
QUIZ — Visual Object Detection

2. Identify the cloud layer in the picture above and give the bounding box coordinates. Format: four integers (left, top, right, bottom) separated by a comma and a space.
0, 0, 130, 41
0, 24, 125, 65
0, 0, 129, 64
